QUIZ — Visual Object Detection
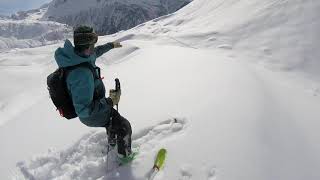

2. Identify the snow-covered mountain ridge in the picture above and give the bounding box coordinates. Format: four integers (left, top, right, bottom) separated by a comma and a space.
43, 0, 192, 35
0, 0, 191, 51
0, 6, 72, 52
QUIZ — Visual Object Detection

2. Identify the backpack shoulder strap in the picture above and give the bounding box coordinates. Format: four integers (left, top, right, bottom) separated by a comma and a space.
63, 62, 100, 79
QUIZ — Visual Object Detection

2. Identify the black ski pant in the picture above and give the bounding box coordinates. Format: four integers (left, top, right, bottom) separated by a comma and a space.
105, 108, 132, 157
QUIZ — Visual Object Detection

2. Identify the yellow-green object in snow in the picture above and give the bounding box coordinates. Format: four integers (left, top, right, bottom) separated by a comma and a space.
153, 148, 167, 170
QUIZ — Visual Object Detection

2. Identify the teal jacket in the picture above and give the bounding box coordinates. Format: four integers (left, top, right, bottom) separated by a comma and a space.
54, 39, 114, 127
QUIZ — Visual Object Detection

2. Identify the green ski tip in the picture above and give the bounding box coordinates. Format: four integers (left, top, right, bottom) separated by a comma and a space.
153, 148, 167, 170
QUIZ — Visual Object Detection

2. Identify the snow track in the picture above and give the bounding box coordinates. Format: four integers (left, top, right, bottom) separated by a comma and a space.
15, 118, 186, 180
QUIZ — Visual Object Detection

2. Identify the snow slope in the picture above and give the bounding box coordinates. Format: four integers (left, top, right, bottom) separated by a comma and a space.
122, 0, 320, 80
0, 0, 320, 180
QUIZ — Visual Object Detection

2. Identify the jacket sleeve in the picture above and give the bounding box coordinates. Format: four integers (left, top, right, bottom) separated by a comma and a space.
94, 42, 114, 58
66, 67, 112, 119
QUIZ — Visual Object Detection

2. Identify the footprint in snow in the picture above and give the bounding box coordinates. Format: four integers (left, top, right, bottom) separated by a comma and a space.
132, 118, 187, 150
313, 88, 319, 96
179, 164, 193, 180
207, 167, 217, 180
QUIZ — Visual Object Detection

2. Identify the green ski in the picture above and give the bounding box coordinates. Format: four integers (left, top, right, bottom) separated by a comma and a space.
148, 148, 167, 180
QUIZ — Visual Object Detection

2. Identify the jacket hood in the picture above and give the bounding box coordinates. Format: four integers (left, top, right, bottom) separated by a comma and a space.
54, 39, 95, 68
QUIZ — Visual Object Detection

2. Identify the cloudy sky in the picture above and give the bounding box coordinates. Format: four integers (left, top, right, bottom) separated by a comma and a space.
0, 0, 51, 15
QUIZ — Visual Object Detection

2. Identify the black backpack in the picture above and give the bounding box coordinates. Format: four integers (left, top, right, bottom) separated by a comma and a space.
47, 62, 99, 119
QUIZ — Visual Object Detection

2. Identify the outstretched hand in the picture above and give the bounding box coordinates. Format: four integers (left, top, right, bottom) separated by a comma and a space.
113, 42, 122, 48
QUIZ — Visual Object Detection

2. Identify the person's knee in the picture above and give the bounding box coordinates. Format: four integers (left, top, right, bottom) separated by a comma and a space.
109, 108, 132, 135
124, 118, 132, 135
117, 117, 132, 137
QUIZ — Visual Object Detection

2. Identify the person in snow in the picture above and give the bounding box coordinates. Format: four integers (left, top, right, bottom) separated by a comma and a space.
54, 25, 133, 161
